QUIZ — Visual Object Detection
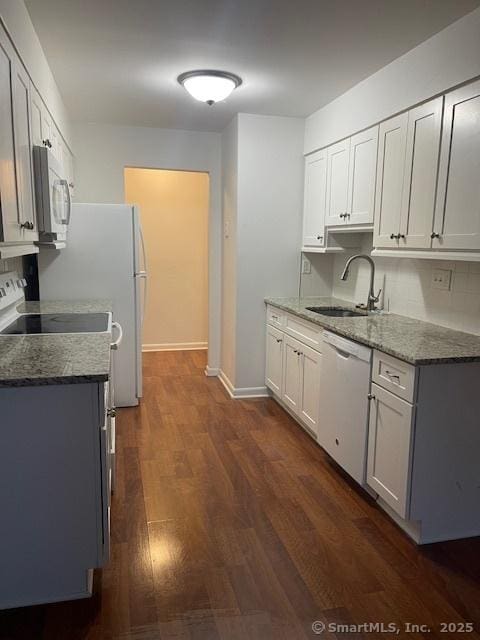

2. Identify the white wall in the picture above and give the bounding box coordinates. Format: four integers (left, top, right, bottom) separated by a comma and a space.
220, 118, 238, 382
72, 122, 222, 372
221, 114, 304, 392
305, 7, 480, 154
299, 253, 334, 298
0, 0, 72, 148
235, 114, 304, 389
332, 237, 480, 335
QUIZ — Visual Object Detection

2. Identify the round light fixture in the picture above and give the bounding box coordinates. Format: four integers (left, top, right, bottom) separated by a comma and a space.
177, 70, 242, 105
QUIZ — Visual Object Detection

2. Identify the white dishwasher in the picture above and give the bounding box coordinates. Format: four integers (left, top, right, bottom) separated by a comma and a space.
319, 331, 372, 485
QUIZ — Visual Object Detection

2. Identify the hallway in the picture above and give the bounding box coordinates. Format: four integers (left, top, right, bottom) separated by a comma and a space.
1, 350, 480, 639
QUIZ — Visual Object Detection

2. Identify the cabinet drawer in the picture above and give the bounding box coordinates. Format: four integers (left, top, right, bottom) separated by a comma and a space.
284, 313, 322, 352
372, 351, 415, 402
266, 305, 284, 329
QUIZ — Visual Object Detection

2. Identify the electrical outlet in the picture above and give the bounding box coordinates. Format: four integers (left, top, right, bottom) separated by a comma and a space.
301, 256, 311, 274
431, 268, 452, 291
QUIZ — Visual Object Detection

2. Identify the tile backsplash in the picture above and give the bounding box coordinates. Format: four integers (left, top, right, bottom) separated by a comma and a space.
332, 237, 480, 335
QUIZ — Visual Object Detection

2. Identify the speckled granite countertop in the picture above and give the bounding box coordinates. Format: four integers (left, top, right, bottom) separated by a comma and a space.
0, 300, 113, 387
265, 297, 480, 366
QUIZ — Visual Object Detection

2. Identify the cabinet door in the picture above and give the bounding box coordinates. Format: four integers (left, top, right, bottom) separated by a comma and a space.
326, 138, 350, 226
0, 42, 21, 243
399, 98, 443, 249
433, 80, 480, 250
11, 61, 37, 241
298, 343, 321, 437
302, 149, 327, 247
30, 86, 43, 147
373, 113, 408, 248
265, 324, 284, 397
347, 125, 378, 225
282, 336, 302, 416
367, 383, 414, 518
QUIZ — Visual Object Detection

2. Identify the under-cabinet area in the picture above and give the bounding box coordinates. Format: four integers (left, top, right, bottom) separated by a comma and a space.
265, 301, 480, 544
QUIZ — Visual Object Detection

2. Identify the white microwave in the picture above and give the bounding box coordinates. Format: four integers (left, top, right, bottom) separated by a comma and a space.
33, 146, 71, 244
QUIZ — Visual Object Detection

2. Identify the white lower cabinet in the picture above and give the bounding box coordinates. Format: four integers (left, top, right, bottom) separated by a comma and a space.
282, 335, 303, 415
265, 324, 284, 397
281, 335, 321, 436
297, 343, 321, 435
367, 383, 414, 518
265, 310, 480, 544
265, 316, 321, 437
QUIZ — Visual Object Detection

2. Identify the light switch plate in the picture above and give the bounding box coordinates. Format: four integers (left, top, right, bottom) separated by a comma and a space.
301, 255, 311, 274
431, 268, 452, 291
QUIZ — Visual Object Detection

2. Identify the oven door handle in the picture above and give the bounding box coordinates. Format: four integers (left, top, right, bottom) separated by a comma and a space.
110, 321, 123, 350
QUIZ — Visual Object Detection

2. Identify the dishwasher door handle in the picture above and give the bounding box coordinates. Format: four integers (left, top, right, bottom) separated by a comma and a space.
332, 345, 352, 360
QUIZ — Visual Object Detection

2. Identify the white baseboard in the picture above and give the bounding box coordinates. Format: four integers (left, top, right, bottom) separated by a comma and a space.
218, 370, 269, 399
205, 366, 220, 377
142, 342, 208, 352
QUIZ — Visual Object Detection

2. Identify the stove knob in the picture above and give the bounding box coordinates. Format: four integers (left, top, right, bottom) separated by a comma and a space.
16, 278, 27, 288
0, 288, 6, 298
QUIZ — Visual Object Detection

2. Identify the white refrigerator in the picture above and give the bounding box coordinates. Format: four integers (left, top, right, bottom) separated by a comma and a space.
38, 203, 147, 407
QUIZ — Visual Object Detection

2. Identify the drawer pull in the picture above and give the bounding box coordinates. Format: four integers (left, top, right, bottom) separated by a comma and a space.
276, 338, 282, 343
367, 393, 376, 401
385, 370, 400, 381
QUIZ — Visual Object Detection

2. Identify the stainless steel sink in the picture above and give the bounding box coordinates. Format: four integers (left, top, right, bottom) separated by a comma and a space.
306, 306, 367, 318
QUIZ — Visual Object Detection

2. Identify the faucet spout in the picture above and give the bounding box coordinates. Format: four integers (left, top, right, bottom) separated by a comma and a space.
339, 254, 381, 312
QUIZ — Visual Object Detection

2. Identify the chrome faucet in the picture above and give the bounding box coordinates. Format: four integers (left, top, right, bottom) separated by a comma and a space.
340, 254, 382, 312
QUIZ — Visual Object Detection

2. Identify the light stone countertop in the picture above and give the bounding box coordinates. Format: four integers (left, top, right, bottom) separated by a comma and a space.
265, 296, 480, 366
0, 300, 113, 387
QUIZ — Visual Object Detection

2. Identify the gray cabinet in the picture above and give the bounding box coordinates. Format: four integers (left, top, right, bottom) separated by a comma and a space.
0, 381, 110, 609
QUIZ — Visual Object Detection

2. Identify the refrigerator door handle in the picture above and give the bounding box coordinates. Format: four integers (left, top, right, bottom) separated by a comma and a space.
110, 321, 124, 350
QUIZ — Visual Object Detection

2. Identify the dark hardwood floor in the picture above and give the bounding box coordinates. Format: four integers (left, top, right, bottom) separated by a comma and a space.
1, 350, 480, 639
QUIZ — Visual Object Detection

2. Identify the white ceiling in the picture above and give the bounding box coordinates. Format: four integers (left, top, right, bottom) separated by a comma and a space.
25, 0, 480, 132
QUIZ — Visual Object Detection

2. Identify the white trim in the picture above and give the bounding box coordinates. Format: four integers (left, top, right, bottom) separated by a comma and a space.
371, 249, 480, 262
204, 366, 219, 377
142, 342, 207, 352
218, 370, 269, 399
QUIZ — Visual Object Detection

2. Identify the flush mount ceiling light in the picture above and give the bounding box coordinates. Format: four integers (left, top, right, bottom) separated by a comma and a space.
177, 70, 242, 105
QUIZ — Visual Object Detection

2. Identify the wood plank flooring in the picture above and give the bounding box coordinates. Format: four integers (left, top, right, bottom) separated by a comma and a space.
1, 350, 480, 639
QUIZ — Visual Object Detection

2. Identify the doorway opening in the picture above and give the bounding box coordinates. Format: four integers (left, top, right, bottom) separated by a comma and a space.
124, 167, 209, 352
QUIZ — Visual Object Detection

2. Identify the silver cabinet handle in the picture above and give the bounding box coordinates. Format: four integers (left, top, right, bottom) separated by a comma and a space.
367, 393, 376, 401
385, 370, 400, 381
431, 232, 440, 239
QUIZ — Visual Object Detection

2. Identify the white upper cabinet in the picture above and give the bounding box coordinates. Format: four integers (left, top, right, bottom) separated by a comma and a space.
11, 61, 37, 242
373, 113, 408, 248
399, 97, 443, 249
326, 138, 350, 226
347, 125, 378, 225
433, 79, 480, 251
302, 148, 327, 248
0, 40, 22, 244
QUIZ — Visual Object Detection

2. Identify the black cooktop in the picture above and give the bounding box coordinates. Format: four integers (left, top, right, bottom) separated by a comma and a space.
1, 313, 109, 335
